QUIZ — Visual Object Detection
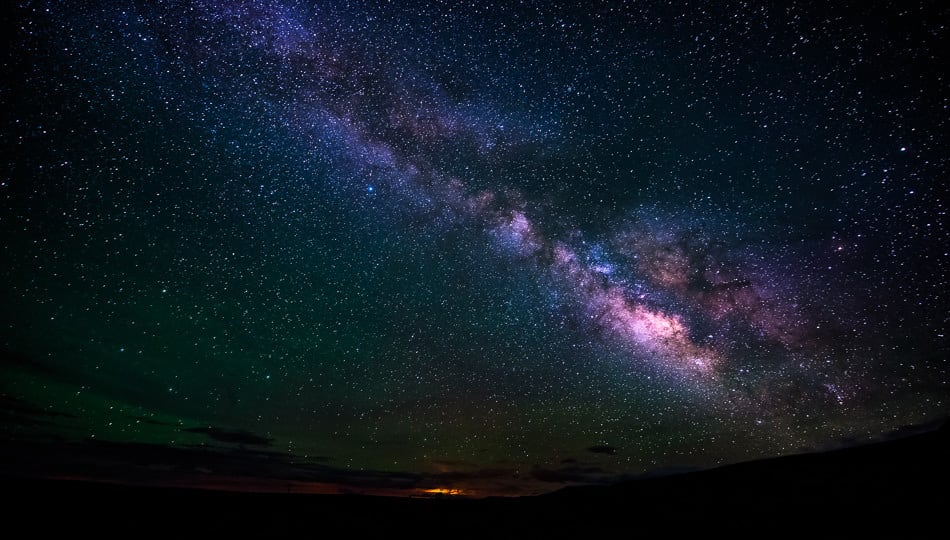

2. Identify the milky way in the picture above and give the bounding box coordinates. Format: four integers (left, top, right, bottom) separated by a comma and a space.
1, 1, 947, 496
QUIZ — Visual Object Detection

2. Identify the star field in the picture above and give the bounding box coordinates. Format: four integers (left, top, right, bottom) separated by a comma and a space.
1, 1, 947, 496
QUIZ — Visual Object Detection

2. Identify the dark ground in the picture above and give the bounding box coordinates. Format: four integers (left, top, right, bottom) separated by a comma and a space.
4, 423, 948, 535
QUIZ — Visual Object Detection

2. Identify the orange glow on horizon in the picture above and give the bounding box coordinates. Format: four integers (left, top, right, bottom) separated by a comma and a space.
422, 488, 466, 496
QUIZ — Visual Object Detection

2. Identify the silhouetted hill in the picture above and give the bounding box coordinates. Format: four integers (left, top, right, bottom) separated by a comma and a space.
4, 423, 947, 535
542, 422, 949, 533
552, 420, 950, 500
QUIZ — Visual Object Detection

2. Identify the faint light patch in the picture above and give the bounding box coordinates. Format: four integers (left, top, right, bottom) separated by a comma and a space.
490, 210, 542, 258
586, 243, 615, 276
824, 383, 847, 405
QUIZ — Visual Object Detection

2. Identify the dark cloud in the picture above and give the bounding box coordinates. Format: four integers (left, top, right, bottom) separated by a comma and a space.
430, 467, 515, 484
586, 445, 616, 455
180, 444, 293, 460
0, 395, 77, 429
430, 459, 479, 468
182, 427, 274, 446
0, 350, 62, 377
631, 465, 704, 479
531, 465, 610, 484
0, 395, 76, 419
0, 438, 420, 492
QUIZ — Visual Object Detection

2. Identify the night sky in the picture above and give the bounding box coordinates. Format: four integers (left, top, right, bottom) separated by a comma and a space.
2, 1, 947, 497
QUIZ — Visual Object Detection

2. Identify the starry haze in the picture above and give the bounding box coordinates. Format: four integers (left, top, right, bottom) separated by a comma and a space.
1, 1, 947, 496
